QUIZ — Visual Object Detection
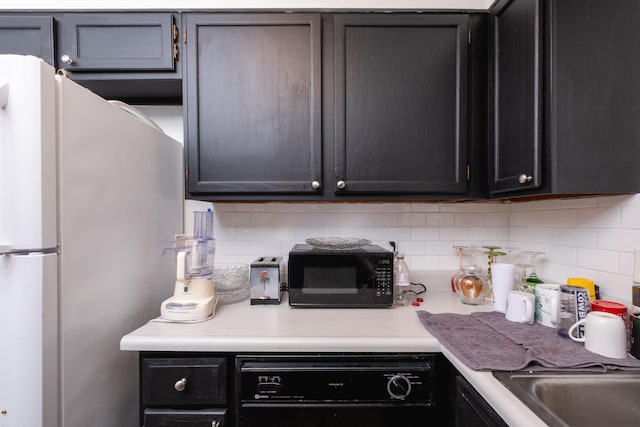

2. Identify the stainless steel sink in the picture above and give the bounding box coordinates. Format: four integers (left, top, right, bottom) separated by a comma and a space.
493, 371, 640, 426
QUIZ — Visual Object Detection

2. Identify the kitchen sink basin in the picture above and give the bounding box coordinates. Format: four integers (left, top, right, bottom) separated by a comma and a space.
493, 371, 640, 426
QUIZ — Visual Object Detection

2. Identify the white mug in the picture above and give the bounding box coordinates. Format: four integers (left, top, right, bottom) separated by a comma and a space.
491, 263, 517, 312
505, 290, 535, 324
568, 311, 627, 359
535, 283, 560, 327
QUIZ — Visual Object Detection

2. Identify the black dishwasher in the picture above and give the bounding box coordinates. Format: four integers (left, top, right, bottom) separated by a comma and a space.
235, 354, 451, 427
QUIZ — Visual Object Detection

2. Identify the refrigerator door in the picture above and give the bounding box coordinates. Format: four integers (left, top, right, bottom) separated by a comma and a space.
56, 74, 182, 427
0, 55, 57, 253
0, 253, 58, 427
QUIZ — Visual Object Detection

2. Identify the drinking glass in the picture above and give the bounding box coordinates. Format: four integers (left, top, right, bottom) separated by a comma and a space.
450, 245, 468, 293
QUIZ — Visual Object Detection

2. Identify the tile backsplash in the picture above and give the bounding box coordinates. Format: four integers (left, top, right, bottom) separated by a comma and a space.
186, 194, 640, 304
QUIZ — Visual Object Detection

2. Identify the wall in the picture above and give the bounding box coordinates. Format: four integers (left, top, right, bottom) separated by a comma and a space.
139, 109, 640, 307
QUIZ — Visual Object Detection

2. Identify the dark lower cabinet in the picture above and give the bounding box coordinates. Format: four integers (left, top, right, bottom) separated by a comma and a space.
141, 355, 230, 427
489, 0, 640, 197
144, 409, 226, 427
454, 375, 507, 427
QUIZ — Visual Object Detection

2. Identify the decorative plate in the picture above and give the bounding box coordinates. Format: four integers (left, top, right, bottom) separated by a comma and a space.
305, 237, 371, 250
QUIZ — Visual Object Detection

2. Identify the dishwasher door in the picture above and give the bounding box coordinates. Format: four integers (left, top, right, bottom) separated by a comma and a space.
236, 354, 447, 427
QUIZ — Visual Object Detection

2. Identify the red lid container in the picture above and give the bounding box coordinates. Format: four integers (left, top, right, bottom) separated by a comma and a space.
591, 300, 627, 316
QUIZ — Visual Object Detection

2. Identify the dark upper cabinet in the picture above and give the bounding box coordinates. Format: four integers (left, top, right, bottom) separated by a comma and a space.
183, 13, 322, 198
56, 13, 182, 103
330, 14, 470, 196
56, 13, 176, 71
489, 0, 640, 197
0, 12, 181, 103
185, 12, 485, 201
0, 16, 54, 65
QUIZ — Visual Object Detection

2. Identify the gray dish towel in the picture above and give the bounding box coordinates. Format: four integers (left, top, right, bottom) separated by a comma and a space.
417, 310, 640, 372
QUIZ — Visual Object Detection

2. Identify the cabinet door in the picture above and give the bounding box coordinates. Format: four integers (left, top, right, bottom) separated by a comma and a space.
57, 13, 176, 71
184, 14, 322, 197
454, 376, 507, 427
489, 0, 542, 195
0, 16, 54, 65
332, 14, 469, 195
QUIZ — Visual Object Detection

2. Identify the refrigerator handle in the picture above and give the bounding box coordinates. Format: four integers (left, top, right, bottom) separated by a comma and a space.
0, 79, 8, 108
0, 244, 59, 256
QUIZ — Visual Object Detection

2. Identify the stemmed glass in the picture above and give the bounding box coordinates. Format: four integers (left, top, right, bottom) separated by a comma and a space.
451, 245, 468, 293
482, 245, 506, 282
454, 247, 489, 305
523, 250, 545, 286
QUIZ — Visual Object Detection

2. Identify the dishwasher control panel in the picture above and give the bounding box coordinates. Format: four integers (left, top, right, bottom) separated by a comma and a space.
236, 354, 435, 404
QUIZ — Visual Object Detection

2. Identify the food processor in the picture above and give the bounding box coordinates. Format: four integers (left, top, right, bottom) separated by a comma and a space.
161, 210, 216, 322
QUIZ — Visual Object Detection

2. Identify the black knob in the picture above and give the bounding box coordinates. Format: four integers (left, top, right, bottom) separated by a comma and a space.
387, 374, 412, 400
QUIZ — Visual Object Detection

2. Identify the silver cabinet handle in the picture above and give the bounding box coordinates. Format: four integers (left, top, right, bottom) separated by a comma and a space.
60, 54, 74, 65
336, 180, 346, 190
211, 421, 220, 427
174, 377, 187, 392
518, 174, 533, 184
311, 180, 320, 190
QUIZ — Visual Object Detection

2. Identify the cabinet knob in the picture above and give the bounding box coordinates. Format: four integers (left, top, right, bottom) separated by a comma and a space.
311, 180, 320, 190
60, 54, 74, 65
174, 377, 187, 392
518, 174, 533, 184
336, 180, 346, 190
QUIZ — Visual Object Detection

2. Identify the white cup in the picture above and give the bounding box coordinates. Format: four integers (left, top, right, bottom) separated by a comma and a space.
491, 263, 517, 312
535, 283, 560, 327
568, 311, 627, 359
505, 290, 535, 324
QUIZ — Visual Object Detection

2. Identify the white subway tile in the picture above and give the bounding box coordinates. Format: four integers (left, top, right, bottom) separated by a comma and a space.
576, 248, 618, 274
411, 227, 440, 241
398, 212, 426, 227
218, 212, 253, 227
577, 207, 620, 228
397, 240, 425, 256
439, 227, 470, 241
597, 229, 640, 253
237, 227, 266, 241
252, 212, 281, 227
455, 212, 484, 226
427, 212, 455, 227
468, 227, 500, 242
620, 203, 640, 229
483, 212, 509, 226
410, 204, 441, 213
559, 228, 597, 248
216, 240, 252, 256
252, 240, 282, 256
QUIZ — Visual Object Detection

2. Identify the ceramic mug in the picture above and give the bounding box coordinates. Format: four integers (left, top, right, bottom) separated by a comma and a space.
535, 283, 560, 327
568, 311, 627, 359
505, 290, 535, 324
491, 263, 517, 312
631, 314, 640, 359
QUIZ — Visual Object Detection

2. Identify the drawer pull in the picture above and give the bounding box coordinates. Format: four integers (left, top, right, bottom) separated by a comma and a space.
174, 377, 187, 392
211, 421, 220, 427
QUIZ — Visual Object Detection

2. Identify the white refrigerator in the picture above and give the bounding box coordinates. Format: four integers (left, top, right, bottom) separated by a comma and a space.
0, 55, 183, 427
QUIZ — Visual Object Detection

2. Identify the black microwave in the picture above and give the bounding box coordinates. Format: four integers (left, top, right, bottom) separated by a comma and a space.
287, 244, 394, 308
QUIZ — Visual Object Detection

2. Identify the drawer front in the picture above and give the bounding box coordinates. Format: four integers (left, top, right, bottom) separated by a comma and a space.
143, 357, 227, 406
144, 408, 226, 427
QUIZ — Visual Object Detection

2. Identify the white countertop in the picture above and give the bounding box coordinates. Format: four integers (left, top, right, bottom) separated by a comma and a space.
121, 273, 546, 427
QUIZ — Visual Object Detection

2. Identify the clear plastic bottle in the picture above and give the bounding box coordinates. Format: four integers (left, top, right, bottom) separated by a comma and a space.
394, 253, 411, 306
